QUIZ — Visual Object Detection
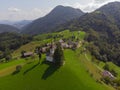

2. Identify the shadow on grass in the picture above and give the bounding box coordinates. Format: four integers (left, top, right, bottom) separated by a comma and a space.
23, 61, 40, 75
41, 60, 60, 80
12, 70, 20, 75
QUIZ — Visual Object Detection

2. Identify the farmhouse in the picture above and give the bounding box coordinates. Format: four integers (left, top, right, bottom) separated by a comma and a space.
22, 52, 33, 58
61, 43, 69, 49
102, 70, 115, 80
41, 47, 48, 53
59, 39, 64, 43
74, 41, 81, 48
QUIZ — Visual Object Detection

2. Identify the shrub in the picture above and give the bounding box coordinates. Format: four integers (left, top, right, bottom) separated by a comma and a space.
16, 65, 22, 72
53, 43, 64, 66
103, 63, 109, 71
102, 77, 111, 85
110, 69, 117, 77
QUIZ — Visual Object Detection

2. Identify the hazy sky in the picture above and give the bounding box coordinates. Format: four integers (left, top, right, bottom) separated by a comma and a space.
0, 0, 120, 21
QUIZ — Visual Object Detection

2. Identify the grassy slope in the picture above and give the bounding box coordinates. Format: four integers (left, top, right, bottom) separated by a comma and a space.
0, 50, 113, 90
0, 59, 25, 70
0, 59, 26, 77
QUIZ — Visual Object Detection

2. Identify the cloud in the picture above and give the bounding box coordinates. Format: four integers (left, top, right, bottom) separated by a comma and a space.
68, 0, 120, 12
94, 0, 109, 4
0, 7, 52, 21
33, 8, 42, 13
8, 7, 21, 12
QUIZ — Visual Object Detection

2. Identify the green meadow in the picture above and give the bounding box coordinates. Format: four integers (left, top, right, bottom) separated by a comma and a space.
0, 50, 114, 90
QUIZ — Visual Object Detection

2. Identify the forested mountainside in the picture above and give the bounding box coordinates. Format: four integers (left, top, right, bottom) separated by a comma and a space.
0, 32, 32, 59
56, 2, 120, 66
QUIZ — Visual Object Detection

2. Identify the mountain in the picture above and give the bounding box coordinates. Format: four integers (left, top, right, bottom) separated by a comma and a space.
60, 2, 120, 31
22, 5, 84, 35
0, 24, 20, 33
0, 20, 32, 29
96, 1, 120, 28
57, 2, 120, 66
59, 1, 120, 38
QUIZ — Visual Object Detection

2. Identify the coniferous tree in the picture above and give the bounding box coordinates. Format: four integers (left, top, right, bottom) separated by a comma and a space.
38, 52, 41, 63
53, 43, 64, 66
4, 48, 12, 62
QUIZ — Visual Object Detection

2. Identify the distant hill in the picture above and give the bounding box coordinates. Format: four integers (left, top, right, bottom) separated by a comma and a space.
22, 5, 84, 35
13, 20, 32, 29
0, 20, 32, 29
0, 24, 20, 33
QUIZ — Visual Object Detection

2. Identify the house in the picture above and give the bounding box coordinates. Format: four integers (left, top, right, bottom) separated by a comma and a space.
74, 41, 81, 48
46, 45, 56, 62
22, 52, 33, 58
61, 43, 69, 49
102, 70, 115, 80
68, 40, 73, 45
46, 52, 54, 62
50, 47, 55, 54
59, 39, 64, 43
41, 47, 47, 53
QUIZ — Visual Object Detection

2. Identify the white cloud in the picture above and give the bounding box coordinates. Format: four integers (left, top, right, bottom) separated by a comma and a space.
0, 8, 52, 21
68, 0, 120, 12
8, 7, 21, 12
33, 8, 42, 13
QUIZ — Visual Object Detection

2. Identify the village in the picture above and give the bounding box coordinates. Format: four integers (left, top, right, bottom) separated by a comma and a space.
22, 39, 82, 62
21, 38, 116, 82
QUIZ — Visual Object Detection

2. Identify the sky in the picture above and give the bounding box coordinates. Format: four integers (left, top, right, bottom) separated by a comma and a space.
0, 0, 120, 21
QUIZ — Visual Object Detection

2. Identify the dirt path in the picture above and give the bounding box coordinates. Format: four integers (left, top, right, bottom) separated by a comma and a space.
84, 53, 103, 71
0, 65, 16, 77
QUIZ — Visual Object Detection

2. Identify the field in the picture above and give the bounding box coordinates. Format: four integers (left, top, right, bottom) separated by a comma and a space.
0, 50, 114, 90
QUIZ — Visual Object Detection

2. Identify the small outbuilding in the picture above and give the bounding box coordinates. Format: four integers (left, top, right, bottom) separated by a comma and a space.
102, 70, 115, 80
21, 52, 33, 58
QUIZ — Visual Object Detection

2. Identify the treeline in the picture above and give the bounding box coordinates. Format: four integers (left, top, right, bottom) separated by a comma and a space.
0, 32, 32, 60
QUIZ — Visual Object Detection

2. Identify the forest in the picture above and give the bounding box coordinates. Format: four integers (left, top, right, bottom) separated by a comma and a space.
0, 32, 32, 60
